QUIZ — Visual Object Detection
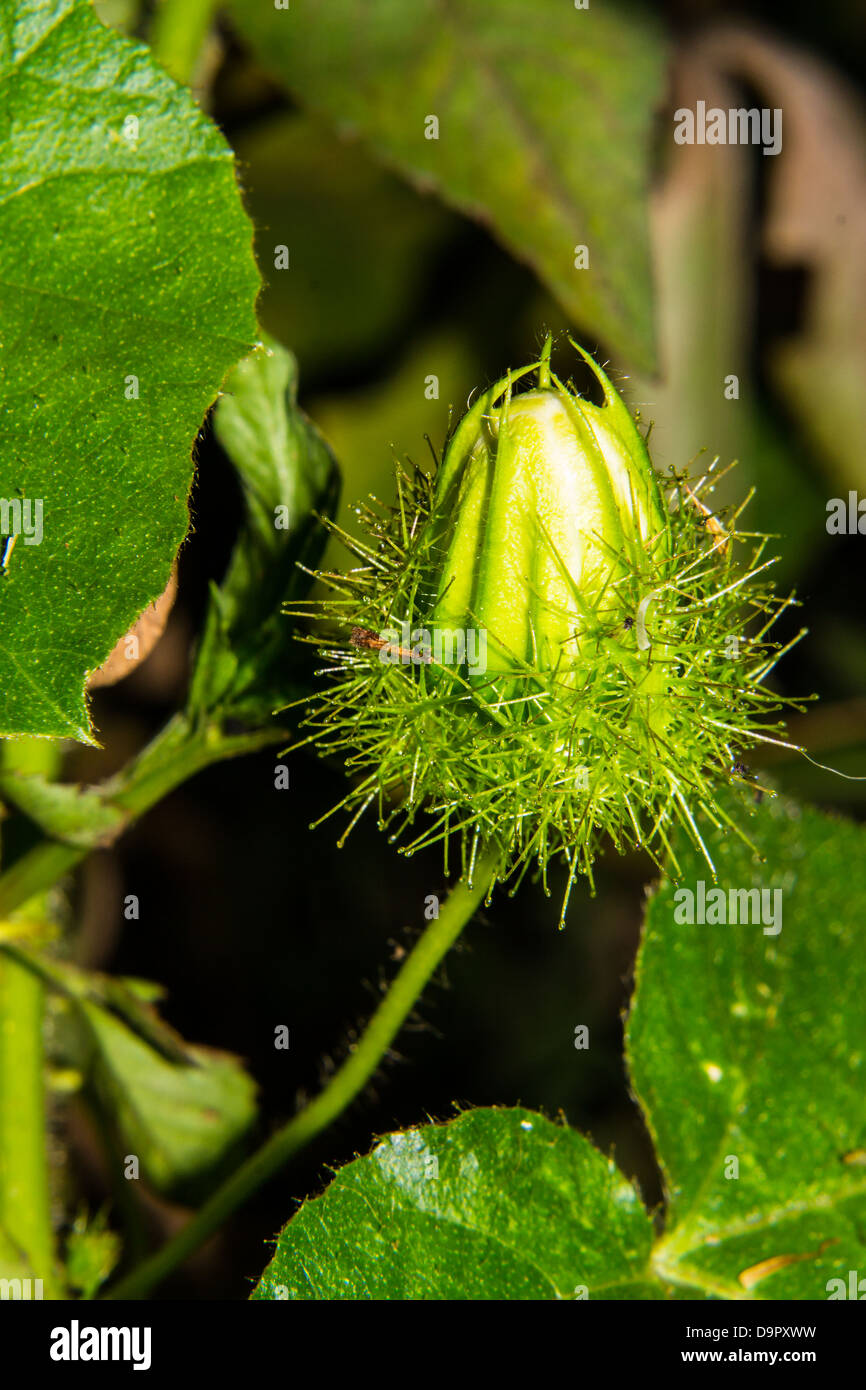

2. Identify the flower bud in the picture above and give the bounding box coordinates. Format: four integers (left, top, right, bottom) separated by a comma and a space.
293, 338, 795, 922
426, 341, 669, 686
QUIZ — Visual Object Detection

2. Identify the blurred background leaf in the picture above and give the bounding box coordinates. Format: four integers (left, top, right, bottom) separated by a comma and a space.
80, 998, 258, 1201
228, 0, 668, 371
631, 42, 824, 587
64, 1206, 122, 1299
703, 28, 866, 498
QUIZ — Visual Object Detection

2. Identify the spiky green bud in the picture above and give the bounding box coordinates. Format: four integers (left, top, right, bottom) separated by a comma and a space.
288, 338, 801, 923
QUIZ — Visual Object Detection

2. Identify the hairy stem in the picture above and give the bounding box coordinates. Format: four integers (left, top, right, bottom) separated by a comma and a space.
104, 852, 499, 1300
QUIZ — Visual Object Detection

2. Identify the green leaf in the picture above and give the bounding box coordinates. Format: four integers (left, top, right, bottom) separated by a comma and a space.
628, 791, 866, 1300
0, 0, 259, 742
189, 333, 339, 724
0, 771, 125, 848
228, 0, 666, 370
80, 998, 257, 1198
252, 1107, 657, 1300
64, 1206, 121, 1299
0, 940, 256, 1199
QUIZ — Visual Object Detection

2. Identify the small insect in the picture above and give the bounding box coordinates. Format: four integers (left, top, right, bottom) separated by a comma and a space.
349, 626, 431, 664
350, 625, 386, 653
731, 760, 764, 802
622, 616, 634, 631
683, 481, 730, 555
741, 773, 766, 805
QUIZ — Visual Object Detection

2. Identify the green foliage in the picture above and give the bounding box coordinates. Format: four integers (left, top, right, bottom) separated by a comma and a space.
228, 0, 666, 369
0, 945, 259, 1201
0, 0, 860, 1309
190, 334, 340, 725
0, 771, 125, 849
252, 1108, 657, 1300
80, 999, 257, 1198
629, 790, 866, 1299
254, 793, 866, 1299
0, 0, 259, 741
64, 1207, 121, 1299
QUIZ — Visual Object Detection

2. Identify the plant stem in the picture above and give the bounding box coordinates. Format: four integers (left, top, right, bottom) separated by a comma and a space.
0, 738, 63, 1296
104, 851, 499, 1300
0, 715, 286, 920
0, 842, 81, 925
0, 950, 59, 1295
151, 0, 218, 87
